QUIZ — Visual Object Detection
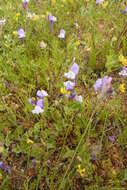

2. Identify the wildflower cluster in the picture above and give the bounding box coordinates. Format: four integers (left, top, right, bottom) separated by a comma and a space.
28, 90, 48, 114
61, 62, 83, 103
94, 76, 112, 95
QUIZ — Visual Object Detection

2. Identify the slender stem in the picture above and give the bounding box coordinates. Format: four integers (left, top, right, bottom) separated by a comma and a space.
58, 107, 97, 190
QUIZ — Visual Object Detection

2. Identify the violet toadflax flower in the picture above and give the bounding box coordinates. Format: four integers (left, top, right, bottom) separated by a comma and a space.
36, 90, 48, 98
22, 0, 29, 12
48, 14, 57, 23
0, 161, 9, 172
28, 90, 48, 115
94, 76, 112, 95
62, 61, 83, 103
94, 78, 102, 92
58, 29, 66, 39
64, 81, 75, 91
18, 28, 25, 42
48, 13, 57, 31
119, 67, 127, 77
64, 62, 79, 80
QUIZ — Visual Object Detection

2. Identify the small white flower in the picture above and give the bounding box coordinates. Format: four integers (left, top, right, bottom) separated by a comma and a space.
74, 95, 83, 103
32, 105, 44, 114
0, 19, 6, 26
119, 67, 127, 77
64, 71, 76, 80
40, 41, 47, 49
58, 29, 66, 39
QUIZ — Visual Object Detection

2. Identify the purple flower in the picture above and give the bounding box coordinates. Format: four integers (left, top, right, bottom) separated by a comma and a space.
48, 14, 57, 22
101, 76, 112, 89
36, 99, 44, 109
125, 6, 127, 12
94, 78, 102, 91
64, 81, 75, 91
18, 28, 25, 40
70, 62, 79, 76
0, 161, 9, 172
96, 0, 104, 5
58, 29, 66, 39
22, 0, 29, 12
94, 76, 112, 94
48, 14, 57, 32
119, 67, 127, 77
62, 62, 83, 103
36, 90, 48, 98
28, 90, 48, 114
66, 93, 76, 99
64, 63, 79, 80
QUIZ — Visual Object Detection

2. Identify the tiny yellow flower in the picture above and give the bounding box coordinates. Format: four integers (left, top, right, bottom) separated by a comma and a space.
119, 83, 125, 93
46, 11, 49, 16
75, 40, 80, 46
27, 138, 34, 144
16, 13, 20, 17
119, 54, 127, 66
14, 12, 20, 21
60, 87, 70, 95
32, 15, 39, 21
52, 0, 56, 4
13, 31, 18, 36
77, 164, 85, 177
